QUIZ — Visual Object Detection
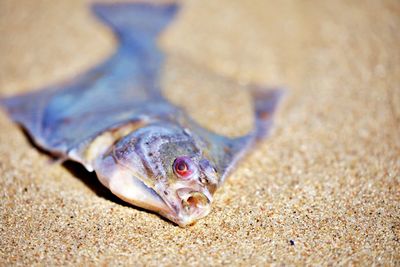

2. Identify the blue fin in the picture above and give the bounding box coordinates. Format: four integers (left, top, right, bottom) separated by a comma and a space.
92, 2, 179, 44
0, 2, 180, 154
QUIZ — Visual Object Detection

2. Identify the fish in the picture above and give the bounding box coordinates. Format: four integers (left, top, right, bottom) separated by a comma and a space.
0, 2, 283, 226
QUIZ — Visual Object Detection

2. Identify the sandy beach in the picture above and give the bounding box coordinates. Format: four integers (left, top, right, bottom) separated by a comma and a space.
0, 0, 399, 265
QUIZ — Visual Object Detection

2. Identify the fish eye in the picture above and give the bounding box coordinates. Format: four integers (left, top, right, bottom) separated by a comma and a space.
173, 156, 195, 179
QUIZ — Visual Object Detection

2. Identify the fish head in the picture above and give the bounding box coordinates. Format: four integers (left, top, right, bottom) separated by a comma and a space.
96, 122, 219, 227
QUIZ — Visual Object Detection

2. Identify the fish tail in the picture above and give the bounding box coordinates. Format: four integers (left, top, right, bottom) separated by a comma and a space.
250, 86, 284, 140
91, 2, 179, 43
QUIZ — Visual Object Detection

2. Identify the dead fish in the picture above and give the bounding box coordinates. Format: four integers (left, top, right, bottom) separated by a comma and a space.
0, 2, 283, 226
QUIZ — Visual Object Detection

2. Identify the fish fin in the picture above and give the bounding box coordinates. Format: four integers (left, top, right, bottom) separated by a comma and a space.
249, 86, 285, 140
92, 2, 179, 44
0, 2, 180, 158
0, 90, 54, 148
211, 86, 284, 182
185, 86, 284, 183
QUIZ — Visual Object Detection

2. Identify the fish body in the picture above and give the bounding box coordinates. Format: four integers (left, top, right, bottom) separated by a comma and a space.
0, 2, 283, 226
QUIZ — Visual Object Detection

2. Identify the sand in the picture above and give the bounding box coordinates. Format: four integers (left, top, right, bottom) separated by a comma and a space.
0, 0, 399, 265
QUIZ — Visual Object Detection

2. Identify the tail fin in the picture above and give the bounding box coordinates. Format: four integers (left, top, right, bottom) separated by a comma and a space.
92, 2, 179, 43
250, 86, 284, 140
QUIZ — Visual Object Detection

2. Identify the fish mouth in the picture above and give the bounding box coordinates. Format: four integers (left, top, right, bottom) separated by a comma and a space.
158, 187, 212, 227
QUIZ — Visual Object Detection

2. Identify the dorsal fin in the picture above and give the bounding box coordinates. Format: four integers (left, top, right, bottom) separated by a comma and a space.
92, 2, 179, 45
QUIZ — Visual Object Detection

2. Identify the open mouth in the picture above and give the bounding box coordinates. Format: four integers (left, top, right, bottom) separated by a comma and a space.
169, 188, 211, 226
177, 188, 209, 211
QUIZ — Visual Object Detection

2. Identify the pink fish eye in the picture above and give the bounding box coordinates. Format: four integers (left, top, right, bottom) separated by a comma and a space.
173, 156, 194, 179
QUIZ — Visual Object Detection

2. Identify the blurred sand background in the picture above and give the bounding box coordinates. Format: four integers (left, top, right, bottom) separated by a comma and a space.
0, 0, 399, 265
